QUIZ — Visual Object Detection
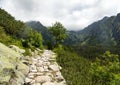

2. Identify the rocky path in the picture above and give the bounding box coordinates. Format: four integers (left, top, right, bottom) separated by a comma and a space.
25, 50, 66, 85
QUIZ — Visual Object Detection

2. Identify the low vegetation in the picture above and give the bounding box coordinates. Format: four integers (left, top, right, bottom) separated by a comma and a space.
55, 46, 120, 85
90, 51, 120, 85
55, 46, 92, 85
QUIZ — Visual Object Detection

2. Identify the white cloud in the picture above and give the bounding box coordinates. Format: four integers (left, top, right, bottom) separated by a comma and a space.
1, 0, 120, 30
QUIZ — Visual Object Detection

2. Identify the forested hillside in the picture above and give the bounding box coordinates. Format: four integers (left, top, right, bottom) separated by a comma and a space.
0, 8, 43, 49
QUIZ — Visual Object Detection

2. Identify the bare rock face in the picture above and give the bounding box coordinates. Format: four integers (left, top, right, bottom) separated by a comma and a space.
25, 50, 66, 85
0, 43, 29, 85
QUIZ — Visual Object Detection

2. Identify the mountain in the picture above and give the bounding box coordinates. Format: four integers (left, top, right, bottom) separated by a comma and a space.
26, 21, 52, 44
63, 31, 81, 45
65, 13, 120, 47
25, 13, 120, 47
25, 21, 80, 45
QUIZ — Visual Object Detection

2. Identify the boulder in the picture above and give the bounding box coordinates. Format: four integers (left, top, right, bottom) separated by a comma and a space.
0, 43, 29, 84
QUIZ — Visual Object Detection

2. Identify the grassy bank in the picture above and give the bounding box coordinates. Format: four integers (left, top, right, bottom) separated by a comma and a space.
55, 48, 92, 85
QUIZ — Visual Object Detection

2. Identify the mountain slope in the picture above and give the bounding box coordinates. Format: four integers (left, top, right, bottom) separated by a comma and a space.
25, 21, 80, 45
79, 16, 116, 46
66, 13, 120, 46
26, 21, 52, 44
0, 8, 43, 48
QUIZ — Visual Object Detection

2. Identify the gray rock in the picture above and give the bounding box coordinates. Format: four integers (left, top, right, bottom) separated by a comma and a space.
37, 67, 44, 72
30, 80, 35, 84
25, 77, 32, 83
43, 66, 49, 71
36, 61, 43, 67
28, 73, 34, 79
49, 65, 59, 72
42, 81, 55, 85
35, 76, 52, 83
30, 64, 37, 71
32, 58, 38, 64
33, 83, 41, 85
0, 43, 29, 85
45, 61, 50, 66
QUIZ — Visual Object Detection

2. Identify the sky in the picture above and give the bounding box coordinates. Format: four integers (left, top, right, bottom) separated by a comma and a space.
0, 0, 120, 30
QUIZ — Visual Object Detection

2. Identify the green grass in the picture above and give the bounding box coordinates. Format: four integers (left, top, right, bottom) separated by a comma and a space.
56, 49, 92, 85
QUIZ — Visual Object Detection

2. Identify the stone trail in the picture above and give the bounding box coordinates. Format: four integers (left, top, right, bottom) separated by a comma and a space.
25, 50, 66, 85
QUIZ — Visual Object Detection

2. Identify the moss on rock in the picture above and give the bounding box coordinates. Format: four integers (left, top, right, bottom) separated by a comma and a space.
0, 42, 29, 84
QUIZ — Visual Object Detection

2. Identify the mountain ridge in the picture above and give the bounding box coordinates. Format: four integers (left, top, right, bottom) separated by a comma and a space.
65, 13, 120, 46
25, 13, 120, 47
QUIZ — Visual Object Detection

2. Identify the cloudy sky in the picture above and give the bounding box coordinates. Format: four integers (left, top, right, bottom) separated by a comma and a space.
0, 0, 120, 30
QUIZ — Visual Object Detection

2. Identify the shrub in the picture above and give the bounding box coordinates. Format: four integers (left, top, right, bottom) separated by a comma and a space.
90, 51, 120, 85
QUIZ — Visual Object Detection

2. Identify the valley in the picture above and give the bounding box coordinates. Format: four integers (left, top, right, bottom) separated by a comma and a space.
0, 7, 120, 85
